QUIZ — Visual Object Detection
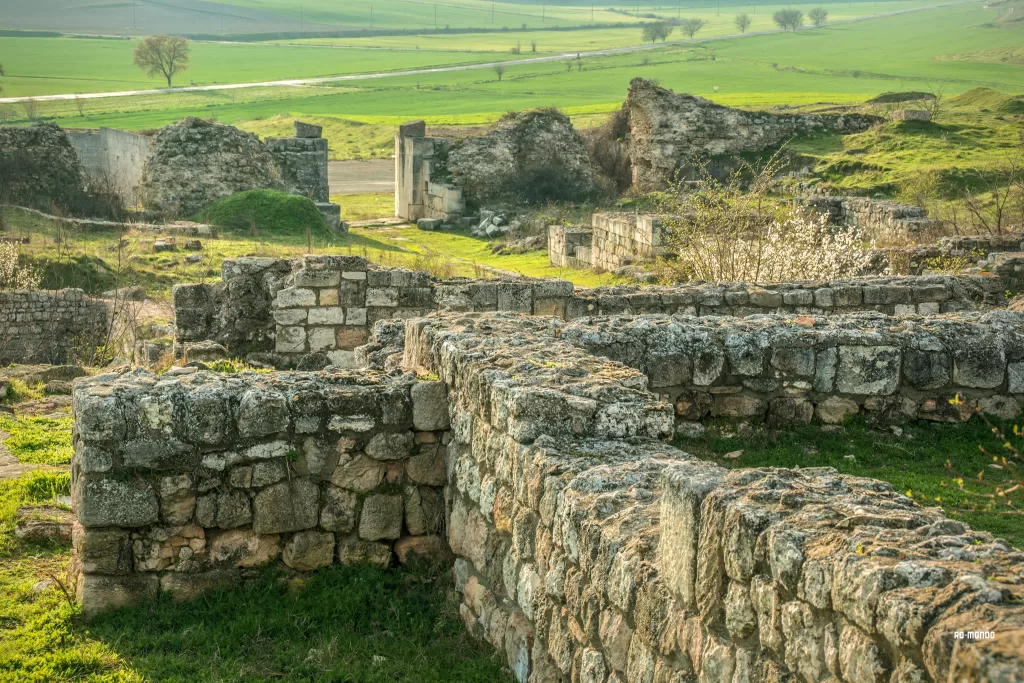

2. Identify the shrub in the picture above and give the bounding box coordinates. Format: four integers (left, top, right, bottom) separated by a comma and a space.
194, 190, 330, 238
0, 241, 40, 291
657, 158, 879, 283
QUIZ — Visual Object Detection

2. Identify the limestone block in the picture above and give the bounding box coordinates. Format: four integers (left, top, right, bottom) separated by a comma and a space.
277, 287, 317, 308
160, 569, 237, 602
276, 326, 307, 353
320, 485, 359, 532
252, 479, 319, 534
365, 432, 415, 461
366, 288, 399, 307
159, 474, 195, 525
122, 439, 197, 470
952, 342, 1006, 389
209, 528, 281, 567
359, 494, 404, 541
411, 380, 451, 431
330, 452, 387, 492
346, 307, 367, 326
816, 396, 860, 424
902, 350, 950, 390
713, 394, 765, 418
405, 486, 443, 536
1009, 362, 1024, 393
319, 289, 339, 306
73, 524, 133, 575
78, 573, 158, 619
406, 444, 446, 486
183, 388, 234, 445
238, 389, 290, 437
274, 308, 307, 326
307, 307, 345, 325
835, 346, 901, 395
76, 477, 159, 528
293, 269, 340, 288
283, 531, 336, 571
251, 460, 287, 487
307, 327, 338, 352
771, 347, 815, 377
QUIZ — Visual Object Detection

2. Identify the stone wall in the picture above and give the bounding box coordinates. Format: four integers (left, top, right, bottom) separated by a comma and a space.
71, 367, 453, 617
0, 289, 110, 364
72, 311, 1024, 679
548, 225, 594, 269
550, 213, 665, 271
798, 196, 944, 243
174, 256, 1005, 362
67, 127, 153, 206
562, 310, 1024, 426
401, 312, 1024, 683
621, 79, 878, 191
0, 122, 89, 212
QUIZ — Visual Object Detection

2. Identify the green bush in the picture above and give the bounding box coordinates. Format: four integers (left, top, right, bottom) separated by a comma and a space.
194, 190, 330, 238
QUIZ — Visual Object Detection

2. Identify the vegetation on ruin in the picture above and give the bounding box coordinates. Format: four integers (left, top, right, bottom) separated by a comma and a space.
194, 189, 331, 238
680, 415, 1024, 548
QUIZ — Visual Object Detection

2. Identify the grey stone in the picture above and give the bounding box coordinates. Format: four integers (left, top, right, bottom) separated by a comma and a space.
238, 389, 290, 438
835, 346, 901, 395
411, 381, 451, 430
283, 531, 335, 571
365, 431, 415, 461
76, 477, 159, 528
359, 494, 404, 541
320, 485, 358, 533
252, 479, 319, 534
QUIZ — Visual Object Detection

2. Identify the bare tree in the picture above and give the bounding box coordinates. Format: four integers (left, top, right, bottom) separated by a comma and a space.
530, 40, 537, 52
494, 64, 506, 81
808, 7, 828, 26
642, 22, 674, 42
680, 18, 707, 39
734, 13, 752, 32
74, 95, 86, 117
0, 63, 5, 96
133, 36, 191, 88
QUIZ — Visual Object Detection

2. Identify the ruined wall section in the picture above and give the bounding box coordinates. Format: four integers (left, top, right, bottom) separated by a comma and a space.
395, 121, 465, 222
798, 195, 944, 243
175, 260, 1005, 363
587, 213, 663, 270
0, 289, 110, 365
67, 127, 153, 206
401, 312, 1023, 683
0, 122, 89, 212
622, 79, 877, 191
71, 368, 452, 617
563, 310, 1024, 426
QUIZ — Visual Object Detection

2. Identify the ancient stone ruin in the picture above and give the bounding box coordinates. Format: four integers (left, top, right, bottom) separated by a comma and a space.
0, 118, 341, 229
395, 109, 597, 222
72, 309, 1024, 681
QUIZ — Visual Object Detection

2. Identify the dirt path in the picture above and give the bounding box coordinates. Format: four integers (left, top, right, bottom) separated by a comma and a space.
0, 425, 62, 483
0, 1, 973, 105
329, 160, 394, 195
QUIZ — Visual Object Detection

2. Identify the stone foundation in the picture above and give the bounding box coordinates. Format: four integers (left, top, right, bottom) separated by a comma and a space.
71, 367, 452, 617
0, 289, 110, 364
73, 311, 1024, 680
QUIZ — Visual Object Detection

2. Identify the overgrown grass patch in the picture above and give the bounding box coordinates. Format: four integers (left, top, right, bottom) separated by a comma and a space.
194, 189, 332, 239
676, 416, 1024, 548
0, 470, 70, 558
0, 415, 74, 466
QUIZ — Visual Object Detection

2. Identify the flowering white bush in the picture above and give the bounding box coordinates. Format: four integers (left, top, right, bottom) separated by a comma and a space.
0, 240, 40, 290
657, 161, 880, 283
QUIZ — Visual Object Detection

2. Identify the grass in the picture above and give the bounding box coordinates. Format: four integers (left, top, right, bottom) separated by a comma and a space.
0, 470, 70, 557
0, 415, 74, 466
2, 205, 615, 301
194, 189, 331, 238
240, 115, 397, 160
337, 192, 397, 221
679, 416, 1024, 549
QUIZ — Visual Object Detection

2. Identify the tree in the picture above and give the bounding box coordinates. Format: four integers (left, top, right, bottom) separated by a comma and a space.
494, 64, 506, 81
642, 21, 675, 42
680, 18, 707, 39
808, 7, 828, 26
0, 63, 5, 95
772, 9, 804, 30
530, 40, 537, 52
133, 36, 190, 88
734, 13, 751, 32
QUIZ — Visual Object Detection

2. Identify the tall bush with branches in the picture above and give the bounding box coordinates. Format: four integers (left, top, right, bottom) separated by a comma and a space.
0, 241, 40, 291
656, 156, 879, 283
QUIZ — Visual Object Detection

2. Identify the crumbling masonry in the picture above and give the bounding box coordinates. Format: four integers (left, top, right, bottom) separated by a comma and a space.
73, 310, 1024, 681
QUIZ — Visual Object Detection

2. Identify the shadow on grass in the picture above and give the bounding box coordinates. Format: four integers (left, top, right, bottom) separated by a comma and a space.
86, 564, 511, 683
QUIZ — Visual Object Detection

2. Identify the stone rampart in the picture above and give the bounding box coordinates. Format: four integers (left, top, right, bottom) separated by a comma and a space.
562, 310, 1024, 426
0, 122, 89, 212
72, 312, 1024, 679
0, 289, 110, 364
71, 367, 452, 616
174, 257, 1005, 362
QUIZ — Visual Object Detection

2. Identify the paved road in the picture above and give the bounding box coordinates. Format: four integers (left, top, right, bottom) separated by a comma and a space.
0, 1, 971, 105
329, 159, 394, 195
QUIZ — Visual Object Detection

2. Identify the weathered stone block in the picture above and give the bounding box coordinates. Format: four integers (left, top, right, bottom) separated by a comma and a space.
835, 346, 901, 395
365, 432, 415, 461
283, 531, 335, 571
238, 389, 290, 437
359, 494, 404, 541
76, 477, 159, 528
78, 573, 158, 618
252, 479, 319, 534
411, 380, 451, 430
337, 537, 392, 568
394, 535, 450, 565
277, 287, 317, 308
320, 485, 358, 532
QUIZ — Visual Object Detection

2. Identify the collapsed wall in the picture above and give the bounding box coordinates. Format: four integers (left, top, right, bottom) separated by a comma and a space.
0, 289, 110, 365
620, 79, 878, 191
798, 196, 944, 243
0, 122, 89, 212
71, 367, 452, 616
